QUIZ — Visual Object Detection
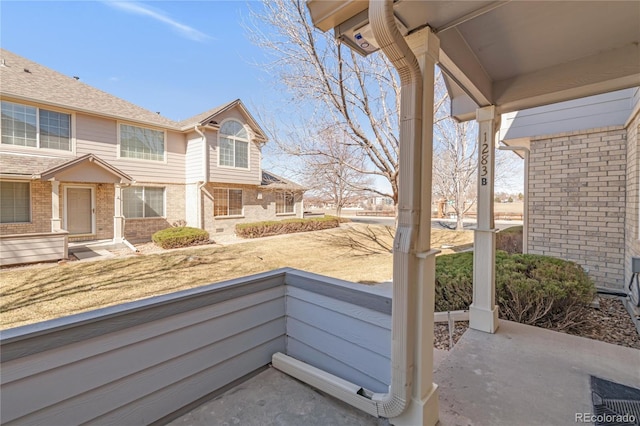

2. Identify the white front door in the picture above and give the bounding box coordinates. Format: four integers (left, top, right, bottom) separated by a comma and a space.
66, 187, 94, 235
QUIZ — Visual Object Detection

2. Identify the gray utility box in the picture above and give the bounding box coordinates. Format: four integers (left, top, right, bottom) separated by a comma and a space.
633, 257, 640, 274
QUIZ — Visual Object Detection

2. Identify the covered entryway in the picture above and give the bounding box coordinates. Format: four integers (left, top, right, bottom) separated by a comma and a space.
65, 186, 94, 236
39, 154, 132, 243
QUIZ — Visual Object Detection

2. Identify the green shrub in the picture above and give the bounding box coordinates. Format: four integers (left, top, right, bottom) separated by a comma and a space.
152, 227, 210, 249
435, 251, 595, 331
496, 225, 523, 253
236, 216, 341, 238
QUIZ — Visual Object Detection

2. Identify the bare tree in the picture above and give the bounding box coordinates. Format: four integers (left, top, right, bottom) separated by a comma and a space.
246, 0, 448, 205
432, 119, 478, 230
302, 129, 373, 217
246, 0, 520, 224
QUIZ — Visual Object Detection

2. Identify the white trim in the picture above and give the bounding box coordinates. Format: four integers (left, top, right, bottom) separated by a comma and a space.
0, 180, 32, 224
64, 185, 96, 236
0, 100, 75, 154
116, 121, 168, 164
212, 187, 244, 218
216, 118, 251, 171
122, 185, 166, 219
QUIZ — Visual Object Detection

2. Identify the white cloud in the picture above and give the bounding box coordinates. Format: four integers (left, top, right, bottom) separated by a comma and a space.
104, 1, 211, 42
109, 76, 120, 82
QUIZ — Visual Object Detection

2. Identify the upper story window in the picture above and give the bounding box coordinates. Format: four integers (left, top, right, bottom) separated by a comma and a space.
219, 120, 249, 169
1, 101, 71, 151
120, 124, 165, 161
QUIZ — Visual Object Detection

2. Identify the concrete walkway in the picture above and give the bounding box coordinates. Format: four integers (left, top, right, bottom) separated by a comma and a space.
166, 320, 639, 425
436, 320, 640, 426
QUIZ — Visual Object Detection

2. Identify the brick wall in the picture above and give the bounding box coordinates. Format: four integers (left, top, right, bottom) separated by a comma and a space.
124, 183, 185, 242
0, 180, 51, 235
624, 114, 640, 303
528, 126, 627, 289
202, 183, 304, 236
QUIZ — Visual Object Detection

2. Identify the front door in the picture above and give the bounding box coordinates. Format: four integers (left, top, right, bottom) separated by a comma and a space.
66, 187, 94, 235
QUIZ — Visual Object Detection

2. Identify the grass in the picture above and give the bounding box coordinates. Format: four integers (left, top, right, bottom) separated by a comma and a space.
0, 224, 473, 329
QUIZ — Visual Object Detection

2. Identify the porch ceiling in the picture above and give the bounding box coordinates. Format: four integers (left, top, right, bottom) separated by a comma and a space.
307, 0, 640, 121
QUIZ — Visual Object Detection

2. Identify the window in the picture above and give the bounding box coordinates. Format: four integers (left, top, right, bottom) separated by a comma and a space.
122, 187, 164, 218
219, 120, 249, 168
213, 188, 243, 217
276, 191, 295, 214
120, 124, 165, 161
0, 181, 30, 223
1, 101, 71, 151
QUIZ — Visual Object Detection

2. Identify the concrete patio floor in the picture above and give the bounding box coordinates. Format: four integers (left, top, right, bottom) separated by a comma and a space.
167, 321, 639, 426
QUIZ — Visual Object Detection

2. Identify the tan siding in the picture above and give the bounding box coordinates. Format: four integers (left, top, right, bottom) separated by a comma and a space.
75, 114, 186, 183
185, 131, 203, 183
0, 233, 67, 265
208, 119, 262, 185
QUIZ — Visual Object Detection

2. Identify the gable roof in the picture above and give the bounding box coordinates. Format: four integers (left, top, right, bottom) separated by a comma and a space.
179, 99, 268, 142
261, 170, 305, 191
0, 49, 267, 141
0, 153, 73, 178
40, 154, 132, 183
0, 49, 179, 129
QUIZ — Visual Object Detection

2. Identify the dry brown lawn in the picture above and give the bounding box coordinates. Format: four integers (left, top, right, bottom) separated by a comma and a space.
0, 224, 473, 329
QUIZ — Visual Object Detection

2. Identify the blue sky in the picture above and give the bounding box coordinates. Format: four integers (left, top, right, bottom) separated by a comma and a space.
1, 0, 523, 193
1, 1, 276, 122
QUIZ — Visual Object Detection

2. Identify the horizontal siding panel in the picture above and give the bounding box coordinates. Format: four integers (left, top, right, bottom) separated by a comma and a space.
287, 339, 388, 394
75, 114, 185, 183
286, 317, 390, 386
2, 286, 284, 383
0, 235, 66, 265
287, 297, 390, 358
501, 88, 636, 140
8, 332, 284, 425
185, 135, 202, 182
92, 338, 284, 426
286, 286, 391, 329
2, 299, 285, 421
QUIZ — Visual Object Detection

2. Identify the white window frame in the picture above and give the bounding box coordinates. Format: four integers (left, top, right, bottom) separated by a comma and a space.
276, 191, 296, 215
0, 100, 75, 154
0, 180, 31, 224
117, 122, 167, 163
122, 186, 166, 219
213, 187, 244, 218
217, 119, 250, 170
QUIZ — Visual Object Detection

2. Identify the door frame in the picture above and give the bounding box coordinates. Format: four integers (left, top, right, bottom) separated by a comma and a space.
64, 185, 96, 236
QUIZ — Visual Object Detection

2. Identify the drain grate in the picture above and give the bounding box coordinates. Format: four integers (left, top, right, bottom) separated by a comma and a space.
591, 376, 640, 426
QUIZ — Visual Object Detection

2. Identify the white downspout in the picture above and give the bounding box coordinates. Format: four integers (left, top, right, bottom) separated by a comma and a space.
369, 0, 426, 418
274, 2, 439, 424
194, 125, 208, 229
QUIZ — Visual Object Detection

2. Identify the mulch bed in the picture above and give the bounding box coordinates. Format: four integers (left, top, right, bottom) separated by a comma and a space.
434, 297, 640, 350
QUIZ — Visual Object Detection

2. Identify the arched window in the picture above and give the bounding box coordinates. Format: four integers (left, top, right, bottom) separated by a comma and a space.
219, 120, 249, 169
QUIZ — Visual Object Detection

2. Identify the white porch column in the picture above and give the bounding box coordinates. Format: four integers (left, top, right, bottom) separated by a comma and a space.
51, 179, 61, 232
469, 106, 500, 333
389, 27, 440, 426
113, 184, 125, 243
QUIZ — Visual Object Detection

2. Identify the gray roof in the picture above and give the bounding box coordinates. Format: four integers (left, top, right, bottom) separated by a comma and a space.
0, 49, 265, 137
0, 153, 73, 177
261, 171, 305, 191
0, 49, 178, 129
